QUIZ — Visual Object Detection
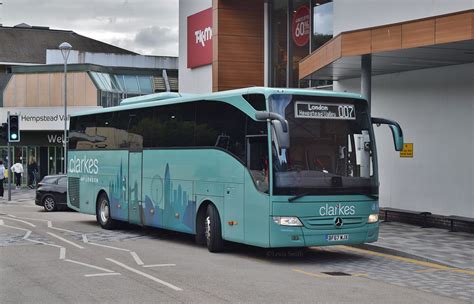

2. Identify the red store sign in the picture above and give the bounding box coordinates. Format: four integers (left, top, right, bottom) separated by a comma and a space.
187, 8, 213, 69
292, 5, 310, 47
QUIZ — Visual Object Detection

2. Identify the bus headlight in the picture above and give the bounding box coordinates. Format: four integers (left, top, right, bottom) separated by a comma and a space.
273, 217, 303, 226
368, 214, 379, 223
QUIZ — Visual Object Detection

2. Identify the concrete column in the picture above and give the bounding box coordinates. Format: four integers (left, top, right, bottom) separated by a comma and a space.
361, 54, 372, 113
264, 1, 271, 87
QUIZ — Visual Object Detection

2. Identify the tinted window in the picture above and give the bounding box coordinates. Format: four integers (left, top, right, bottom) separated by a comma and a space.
116, 110, 145, 150
153, 103, 196, 148
94, 112, 118, 149
69, 115, 97, 150
243, 94, 267, 111
40, 176, 60, 184
246, 118, 269, 192
57, 177, 67, 186
196, 101, 246, 162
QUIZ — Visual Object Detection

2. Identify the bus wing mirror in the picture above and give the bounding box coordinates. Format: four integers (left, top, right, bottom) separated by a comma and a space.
372, 117, 404, 151
255, 111, 288, 132
255, 111, 290, 149
272, 120, 290, 149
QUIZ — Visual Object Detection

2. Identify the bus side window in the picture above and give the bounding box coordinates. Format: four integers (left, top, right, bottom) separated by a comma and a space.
196, 101, 246, 162
95, 112, 117, 149
154, 103, 196, 148
115, 111, 131, 149
246, 118, 268, 193
69, 114, 96, 150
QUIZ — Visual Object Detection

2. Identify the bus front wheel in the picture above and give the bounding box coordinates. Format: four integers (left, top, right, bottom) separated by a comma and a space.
96, 193, 117, 230
205, 204, 224, 252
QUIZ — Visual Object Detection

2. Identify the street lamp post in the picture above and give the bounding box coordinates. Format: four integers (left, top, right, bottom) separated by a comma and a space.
59, 42, 72, 174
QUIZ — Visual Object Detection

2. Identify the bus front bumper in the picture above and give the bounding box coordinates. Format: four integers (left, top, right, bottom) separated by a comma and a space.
269, 220, 379, 248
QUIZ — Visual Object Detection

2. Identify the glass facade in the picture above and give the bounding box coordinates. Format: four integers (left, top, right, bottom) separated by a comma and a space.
312, 0, 333, 52
90, 72, 155, 108
270, 0, 333, 88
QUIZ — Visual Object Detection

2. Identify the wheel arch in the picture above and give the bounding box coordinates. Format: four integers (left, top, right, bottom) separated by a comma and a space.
96, 189, 109, 212
195, 197, 225, 236
41, 193, 54, 203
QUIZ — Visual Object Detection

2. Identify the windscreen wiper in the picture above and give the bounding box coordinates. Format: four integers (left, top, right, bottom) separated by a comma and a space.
288, 193, 309, 202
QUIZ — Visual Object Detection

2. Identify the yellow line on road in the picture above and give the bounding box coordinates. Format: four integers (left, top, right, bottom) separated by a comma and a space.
452, 269, 474, 276
336, 246, 451, 270
292, 269, 329, 278
337, 246, 474, 276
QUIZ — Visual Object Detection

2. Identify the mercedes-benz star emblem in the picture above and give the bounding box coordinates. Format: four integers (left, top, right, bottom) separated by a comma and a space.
335, 217, 343, 228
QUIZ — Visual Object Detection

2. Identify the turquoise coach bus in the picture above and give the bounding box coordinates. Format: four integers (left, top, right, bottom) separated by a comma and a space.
67, 87, 403, 252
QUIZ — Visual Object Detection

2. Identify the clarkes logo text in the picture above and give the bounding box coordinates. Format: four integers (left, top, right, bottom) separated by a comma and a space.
69, 155, 99, 175
319, 203, 356, 216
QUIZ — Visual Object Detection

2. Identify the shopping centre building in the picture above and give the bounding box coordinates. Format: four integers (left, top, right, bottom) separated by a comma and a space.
0, 24, 178, 182
179, 0, 473, 219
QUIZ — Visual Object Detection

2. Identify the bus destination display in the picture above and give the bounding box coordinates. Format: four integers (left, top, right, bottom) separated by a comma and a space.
295, 101, 356, 120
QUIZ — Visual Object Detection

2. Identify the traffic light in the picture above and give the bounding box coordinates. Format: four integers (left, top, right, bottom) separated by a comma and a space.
8, 115, 20, 142
0, 123, 7, 141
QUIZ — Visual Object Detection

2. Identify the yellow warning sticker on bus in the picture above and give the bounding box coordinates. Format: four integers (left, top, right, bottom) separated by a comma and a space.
400, 143, 413, 158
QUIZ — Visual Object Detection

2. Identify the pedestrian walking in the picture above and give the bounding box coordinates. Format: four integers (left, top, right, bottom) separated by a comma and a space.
11, 160, 24, 189
0, 160, 5, 197
27, 157, 39, 189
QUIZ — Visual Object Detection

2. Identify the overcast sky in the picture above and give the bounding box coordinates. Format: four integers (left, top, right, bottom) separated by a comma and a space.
0, 0, 179, 56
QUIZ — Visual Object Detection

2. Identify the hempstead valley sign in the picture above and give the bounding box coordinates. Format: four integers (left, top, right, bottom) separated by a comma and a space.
0, 107, 99, 130
187, 8, 213, 69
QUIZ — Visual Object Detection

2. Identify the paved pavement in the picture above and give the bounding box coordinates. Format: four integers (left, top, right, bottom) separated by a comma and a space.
0, 188, 473, 303
361, 221, 474, 271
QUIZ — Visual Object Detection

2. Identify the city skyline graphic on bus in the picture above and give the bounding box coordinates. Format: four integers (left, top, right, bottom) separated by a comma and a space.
109, 161, 196, 233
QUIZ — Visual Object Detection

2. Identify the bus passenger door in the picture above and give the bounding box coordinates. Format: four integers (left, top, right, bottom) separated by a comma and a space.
224, 183, 244, 242
128, 152, 143, 225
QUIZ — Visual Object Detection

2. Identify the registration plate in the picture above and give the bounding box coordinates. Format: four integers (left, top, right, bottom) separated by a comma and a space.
326, 234, 349, 242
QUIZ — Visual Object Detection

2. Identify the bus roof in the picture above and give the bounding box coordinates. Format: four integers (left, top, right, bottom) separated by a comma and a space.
71, 87, 365, 117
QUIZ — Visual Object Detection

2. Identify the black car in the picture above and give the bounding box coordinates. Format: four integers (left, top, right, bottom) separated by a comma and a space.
35, 175, 68, 212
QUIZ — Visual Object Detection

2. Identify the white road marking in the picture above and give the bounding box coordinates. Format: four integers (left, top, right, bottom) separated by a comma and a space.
23, 231, 32, 239
49, 226, 78, 234
88, 242, 130, 252
26, 238, 64, 249
88, 241, 147, 267
1, 222, 33, 241
8, 215, 48, 222
106, 258, 182, 291
130, 251, 144, 266
65, 259, 114, 273
0, 216, 36, 227
1, 223, 30, 232
84, 272, 121, 278
143, 264, 176, 268
10, 216, 78, 234
11, 205, 43, 208
47, 232, 84, 249
59, 247, 66, 260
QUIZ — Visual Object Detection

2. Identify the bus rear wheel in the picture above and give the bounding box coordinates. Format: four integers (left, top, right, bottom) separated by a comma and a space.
205, 204, 224, 252
96, 193, 116, 230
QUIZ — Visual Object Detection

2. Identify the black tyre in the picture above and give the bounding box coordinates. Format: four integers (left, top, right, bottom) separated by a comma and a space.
96, 193, 117, 230
205, 204, 224, 252
43, 195, 56, 212
195, 208, 206, 246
